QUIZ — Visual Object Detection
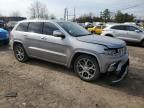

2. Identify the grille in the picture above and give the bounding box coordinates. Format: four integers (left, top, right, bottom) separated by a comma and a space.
117, 47, 126, 56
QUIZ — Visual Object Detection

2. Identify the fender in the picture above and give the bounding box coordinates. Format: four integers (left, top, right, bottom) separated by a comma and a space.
67, 49, 102, 71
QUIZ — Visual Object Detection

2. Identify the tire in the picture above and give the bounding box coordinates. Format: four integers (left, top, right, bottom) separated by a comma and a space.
74, 55, 100, 82
13, 44, 28, 62
141, 40, 144, 47
91, 31, 95, 34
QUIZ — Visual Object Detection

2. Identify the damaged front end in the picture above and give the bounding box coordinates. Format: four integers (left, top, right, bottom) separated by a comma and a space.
107, 59, 129, 84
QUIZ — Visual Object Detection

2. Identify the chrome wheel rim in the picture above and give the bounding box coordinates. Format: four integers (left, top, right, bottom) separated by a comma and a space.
15, 46, 24, 61
76, 58, 96, 80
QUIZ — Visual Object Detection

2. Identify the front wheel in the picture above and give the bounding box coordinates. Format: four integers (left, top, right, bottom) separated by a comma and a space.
141, 40, 144, 47
74, 55, 100, 82
13, 44, 28, 62
91, 31, 95, 34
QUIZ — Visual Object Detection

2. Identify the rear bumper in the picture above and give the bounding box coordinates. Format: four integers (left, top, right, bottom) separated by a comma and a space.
0, 38, 9, 41
0, 38, 9, 43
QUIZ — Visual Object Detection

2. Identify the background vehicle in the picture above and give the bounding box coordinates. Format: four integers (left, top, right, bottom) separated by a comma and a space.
88, 25, 106, 35
101, 24, 144, 46
0, 28, 9, 45
0, 20, 5, 28
11, 20, 129, 83
6, 21, 18, 31
85, 22, 93, 29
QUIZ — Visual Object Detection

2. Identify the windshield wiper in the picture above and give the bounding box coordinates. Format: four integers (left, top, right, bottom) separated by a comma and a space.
75, 33, 92, 37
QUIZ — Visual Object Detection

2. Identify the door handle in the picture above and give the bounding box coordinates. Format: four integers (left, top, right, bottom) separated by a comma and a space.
41, 37, 44, 39
41, 37, 46, 40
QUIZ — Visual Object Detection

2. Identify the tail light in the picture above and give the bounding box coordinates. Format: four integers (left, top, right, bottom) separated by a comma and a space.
9, 31, 13, 40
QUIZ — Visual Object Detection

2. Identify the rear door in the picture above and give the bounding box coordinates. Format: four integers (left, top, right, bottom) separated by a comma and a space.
13, 22, 29, 48
111, 25, 127, 39
26, 22, 43, 57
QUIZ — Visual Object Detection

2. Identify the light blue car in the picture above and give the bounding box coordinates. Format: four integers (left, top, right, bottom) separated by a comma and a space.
0, 28, 9, 45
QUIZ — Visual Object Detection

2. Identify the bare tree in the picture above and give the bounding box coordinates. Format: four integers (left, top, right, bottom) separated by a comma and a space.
29, 0, 49, 19
11, 11, 21, 17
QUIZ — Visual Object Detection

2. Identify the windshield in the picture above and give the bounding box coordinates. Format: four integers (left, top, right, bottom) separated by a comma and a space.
57, 22, 91, 37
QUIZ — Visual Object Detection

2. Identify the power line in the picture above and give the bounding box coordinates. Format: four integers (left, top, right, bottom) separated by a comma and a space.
120, 2, 144, 11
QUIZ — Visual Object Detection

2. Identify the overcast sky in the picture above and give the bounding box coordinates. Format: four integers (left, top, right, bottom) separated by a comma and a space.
0, 0, 144, 19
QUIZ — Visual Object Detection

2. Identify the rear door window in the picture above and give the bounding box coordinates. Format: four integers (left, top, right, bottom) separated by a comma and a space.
28, 22, 43, 34
16, 22, 29, 32
126, 26, 141, 32
111, 25, 127, 31
43, 22, 59, 35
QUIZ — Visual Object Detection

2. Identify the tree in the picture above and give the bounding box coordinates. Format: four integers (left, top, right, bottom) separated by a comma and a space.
115, 11, 135, 23
49, 14, 56, 20
101, 9, 111, 22
76, 13, 95, 23
11, 11, 21, 17
29, 0, 49, 19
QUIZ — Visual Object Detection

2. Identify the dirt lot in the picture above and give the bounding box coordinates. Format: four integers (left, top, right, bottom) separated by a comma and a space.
0, 45, 144, 108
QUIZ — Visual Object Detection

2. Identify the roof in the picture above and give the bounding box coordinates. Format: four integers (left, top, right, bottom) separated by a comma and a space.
19, 19, 70, 23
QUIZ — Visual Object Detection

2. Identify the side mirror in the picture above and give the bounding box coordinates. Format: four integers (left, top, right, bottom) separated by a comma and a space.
135, 30, 141, 33
53, 30, 65, 39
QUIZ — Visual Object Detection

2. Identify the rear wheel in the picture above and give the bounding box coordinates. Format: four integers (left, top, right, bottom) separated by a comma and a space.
74, 55, 100, 82
13, 44, 28, 62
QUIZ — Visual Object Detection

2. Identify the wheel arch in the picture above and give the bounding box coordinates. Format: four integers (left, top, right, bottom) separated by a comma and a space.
105, 34, 113, 37
69, 51, 101, 70
13, 40, 24, 49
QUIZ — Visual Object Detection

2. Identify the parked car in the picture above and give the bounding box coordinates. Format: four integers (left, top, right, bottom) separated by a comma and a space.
0, 28, 9, 45
78, 23, 85, 28
0, 20, 5, 28
101, 24, 144, 46
11, 20, 129, 83
6, 21, 18, 31
88, 25, 106, 35
85, 22, 93, 29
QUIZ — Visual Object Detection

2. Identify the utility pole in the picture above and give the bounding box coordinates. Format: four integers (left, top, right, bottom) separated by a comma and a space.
64, 8, 68, 21
74, 8, 76, 21
64, 8, 76, 21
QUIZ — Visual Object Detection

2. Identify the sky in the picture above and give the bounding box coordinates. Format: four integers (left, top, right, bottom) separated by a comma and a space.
0, 0, 144, 19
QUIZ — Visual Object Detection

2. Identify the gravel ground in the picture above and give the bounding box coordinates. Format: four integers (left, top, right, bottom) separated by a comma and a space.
0, 45, 144, 108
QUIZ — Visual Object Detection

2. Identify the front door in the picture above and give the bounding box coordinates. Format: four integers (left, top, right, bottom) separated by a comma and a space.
38, 22, 70, 65
126, 25, 143, 42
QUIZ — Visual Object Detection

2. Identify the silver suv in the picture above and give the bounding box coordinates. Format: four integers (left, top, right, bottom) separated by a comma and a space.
101, 24, 144, 46
11, 20, 129, 83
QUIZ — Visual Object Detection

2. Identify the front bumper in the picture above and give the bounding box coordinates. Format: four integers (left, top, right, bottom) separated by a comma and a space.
99, 53, 129, 73
111, 59, 129, 83
98, 53, 129, 83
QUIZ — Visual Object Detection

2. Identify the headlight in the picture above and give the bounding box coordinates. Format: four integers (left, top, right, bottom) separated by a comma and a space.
104, 49, 117, 55
104, 47, 126, 56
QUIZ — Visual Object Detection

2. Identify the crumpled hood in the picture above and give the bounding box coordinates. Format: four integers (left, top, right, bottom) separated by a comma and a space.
76, 35, 126, 48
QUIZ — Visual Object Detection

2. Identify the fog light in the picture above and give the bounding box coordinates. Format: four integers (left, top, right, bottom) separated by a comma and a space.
108, 62, 117, 72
